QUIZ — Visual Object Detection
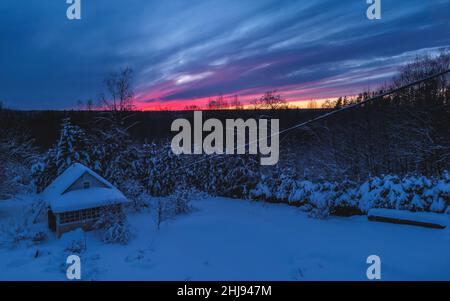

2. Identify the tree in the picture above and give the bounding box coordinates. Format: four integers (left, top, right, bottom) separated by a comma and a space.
100, 67, 135, 112
231, 95, 243, 110
33, 117, 92, 191
321, 99, 336, 109
307, 100, 318, 109
76, 100, 84, 110
251, 91, 287, 110
0, 132, 36, 197
55, 118, 91, 174
86, 99, 94, 111
184, 104, 202, 111
207, 95, 229, 110
387, 50, 450, 175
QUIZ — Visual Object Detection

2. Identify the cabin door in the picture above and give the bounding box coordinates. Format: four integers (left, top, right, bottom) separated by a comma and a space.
48, 209, 56, 231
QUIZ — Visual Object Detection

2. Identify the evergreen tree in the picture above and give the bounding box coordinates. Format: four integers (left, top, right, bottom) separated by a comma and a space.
55, 117, 91, 174
32, 118, 91, 192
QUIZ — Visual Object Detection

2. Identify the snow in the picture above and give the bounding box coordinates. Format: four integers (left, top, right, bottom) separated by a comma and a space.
50, 187, 128, 213
368, 208, 450, 228
42, 163, 109, 197
1, 196, 450, 280
41, 163, 128, 212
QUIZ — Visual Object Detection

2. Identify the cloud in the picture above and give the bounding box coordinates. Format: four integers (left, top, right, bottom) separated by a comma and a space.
175, 72, 214, 85
0, 0, 449, 109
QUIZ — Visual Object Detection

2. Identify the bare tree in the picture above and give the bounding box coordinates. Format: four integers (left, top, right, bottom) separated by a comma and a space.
321, 99, 336, 109
100, 67, 135, 112
207, 94, 229, 110
184, 104, 202, 111
231, 95, 243, 110
86, 99, 94, 111
307, 100, 318, 109
251, 91, 287, 110
76, 99, 84, 110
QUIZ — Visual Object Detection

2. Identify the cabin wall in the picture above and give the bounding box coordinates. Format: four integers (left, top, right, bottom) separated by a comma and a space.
54, 204, 122, 237
57, 219, 97, 237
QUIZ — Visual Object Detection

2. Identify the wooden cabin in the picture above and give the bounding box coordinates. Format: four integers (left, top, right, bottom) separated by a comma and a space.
41, 163, 128, 237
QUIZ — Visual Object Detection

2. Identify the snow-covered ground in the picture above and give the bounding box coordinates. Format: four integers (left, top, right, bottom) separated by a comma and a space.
0, 196, 449, 281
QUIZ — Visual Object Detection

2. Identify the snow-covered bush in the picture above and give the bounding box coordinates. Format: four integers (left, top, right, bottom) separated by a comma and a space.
357, 173, 449, 213
297, 182, 332, 219
249, 171, 450, 218
0, 217, 48, 247
329, 180, 361, 216
0, 201, 49, 247
307, 202, 330, 219
128, 192, 153, 212
142, 142, 186, 197
26, 199, 48, 224
150, 185, 197, 229
358, 175, 404, 211
57, 229, 104, 280
171, 185, 193, 215
0, 161, 35, 199
430, 171, 450, 213
250, 168, 301, 203
275, 169, 297, 202
288, 180, 316, 204
61, 229, 87, 254
250, 174, 277, 201
0, 133, 36, 198
250, 177, 272, 201
94, 205, 132, 245
402, 175, 433, 211
187, 154, 259, 199
119, 179, 149, 212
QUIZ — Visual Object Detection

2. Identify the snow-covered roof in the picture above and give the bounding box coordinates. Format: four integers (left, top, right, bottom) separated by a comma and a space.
50, 187, 128, 213
41, 163, 128, 213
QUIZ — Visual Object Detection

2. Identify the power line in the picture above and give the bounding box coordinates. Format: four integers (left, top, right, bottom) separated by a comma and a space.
167, 69, 450, 174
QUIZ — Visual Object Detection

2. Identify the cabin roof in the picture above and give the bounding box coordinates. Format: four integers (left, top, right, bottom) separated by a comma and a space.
41, 163, 128, 213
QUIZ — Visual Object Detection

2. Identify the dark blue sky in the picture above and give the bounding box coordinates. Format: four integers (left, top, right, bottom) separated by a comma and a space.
0, 0, 449, 110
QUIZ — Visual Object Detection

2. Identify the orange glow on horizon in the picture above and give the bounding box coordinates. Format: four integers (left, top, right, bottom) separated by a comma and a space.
133, 97, 341, 111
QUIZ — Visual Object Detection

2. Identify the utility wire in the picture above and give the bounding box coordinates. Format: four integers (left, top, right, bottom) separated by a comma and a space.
166, 69, 450, 174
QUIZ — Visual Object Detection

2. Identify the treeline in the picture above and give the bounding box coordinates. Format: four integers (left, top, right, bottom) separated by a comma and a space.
298, 51, 450, 179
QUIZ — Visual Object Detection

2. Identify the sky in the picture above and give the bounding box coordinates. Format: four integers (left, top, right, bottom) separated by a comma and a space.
0, 0, 449, 110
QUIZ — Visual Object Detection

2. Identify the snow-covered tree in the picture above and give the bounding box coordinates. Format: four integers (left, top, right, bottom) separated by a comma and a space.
32, 118, 91, 192
55, 117, 91, 174
0, 133, 36, 197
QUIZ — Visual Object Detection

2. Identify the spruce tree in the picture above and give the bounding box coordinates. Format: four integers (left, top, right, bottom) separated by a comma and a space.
55, 117, 91, 174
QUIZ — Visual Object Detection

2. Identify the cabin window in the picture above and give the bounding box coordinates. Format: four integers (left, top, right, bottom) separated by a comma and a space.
83, 180, 91, 189
60, 207, 102, 224
60, 210, 81, 224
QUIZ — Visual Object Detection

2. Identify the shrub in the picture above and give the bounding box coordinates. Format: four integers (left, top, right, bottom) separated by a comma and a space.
120, 179, 148, 212
61, 228, 87, 254
94, 205, 132, 245
329, 180, 362, 216
250, 171, 450, 218
0, 201, 49, 247
150, 185, 197, 229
